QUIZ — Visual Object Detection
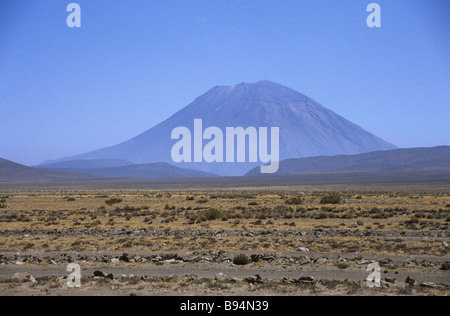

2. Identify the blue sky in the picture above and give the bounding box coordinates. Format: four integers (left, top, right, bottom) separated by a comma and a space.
0, 0, 449, 165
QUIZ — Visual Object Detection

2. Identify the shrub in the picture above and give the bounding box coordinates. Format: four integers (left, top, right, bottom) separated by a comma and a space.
233, 254, 251, 265
186, 196, 195, 201
105, 198, 123, 206
336, 263, 350, 269
405, 217, 419, 224
204, 208, 222, 221
320, 193, 342, 205
197, 198, 208, 204
285, 197, 304, 205
248, 202, 259, 206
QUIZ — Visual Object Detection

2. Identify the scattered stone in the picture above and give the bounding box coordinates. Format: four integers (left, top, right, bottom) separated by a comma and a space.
262, 255, 276, 261
110, 280, 120, 286
215, 272, 225, 281
405, 276, 415, 285
420, 282, 438, 289
119, 253, 130, 263
13, 272, 30, 282
385, 277, 396, 283
244, 275, 262, 284
297, 276, 315, 284
93, 271, 107, 278
298, 247, 310, 253
216, 252, 232, 263
440, 262, 450, 271
356, 259, 370, 265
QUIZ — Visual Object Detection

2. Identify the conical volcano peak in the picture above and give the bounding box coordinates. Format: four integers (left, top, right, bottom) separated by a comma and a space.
211, 80, 301, 98
48, 81, 397, 176
198, 80, 310, 115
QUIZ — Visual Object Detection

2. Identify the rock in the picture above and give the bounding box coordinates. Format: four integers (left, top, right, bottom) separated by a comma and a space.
440, 262, 450, 271
106, 273, 114, 280
244, 275, 262, 284
405, 276, 415, 285
183, 253, 200, 262
216, 252, 232, 263
93, 271, 107, 278
420, 282, 438, 289
262, 255, 276, 261
13, 272, 30, 282
441, 242, 449, 248
215, 272, 225, 281
29, 275, 37, 284
111, 258, 120, 264
356, 259, 370, 265
385, 277, 396, 283
250, 254, 262, 262
119, 253, 130, 262
299, 259, 311, 265
298, 247, 310, 253
297, 276, 315, 284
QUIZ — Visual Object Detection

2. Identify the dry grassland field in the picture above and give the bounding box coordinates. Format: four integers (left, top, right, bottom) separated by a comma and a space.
0, 184, 449, 296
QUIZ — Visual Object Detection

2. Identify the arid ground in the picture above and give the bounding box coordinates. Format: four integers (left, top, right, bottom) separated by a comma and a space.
0, 184, 449, 296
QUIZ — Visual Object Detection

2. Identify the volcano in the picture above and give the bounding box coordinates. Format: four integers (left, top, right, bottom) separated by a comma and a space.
45, 81, 396, 176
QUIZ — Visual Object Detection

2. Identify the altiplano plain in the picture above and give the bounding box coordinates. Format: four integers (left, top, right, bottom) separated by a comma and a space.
0, 184, 448, 296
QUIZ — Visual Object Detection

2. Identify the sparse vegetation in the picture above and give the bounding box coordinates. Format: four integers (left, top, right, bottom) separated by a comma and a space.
203, 208, 223, 221
233, 254, 251, 265
0, 188, 448, 296
320, 193, 342, 204
285, 196, 304, 205
105, 198, 123, 206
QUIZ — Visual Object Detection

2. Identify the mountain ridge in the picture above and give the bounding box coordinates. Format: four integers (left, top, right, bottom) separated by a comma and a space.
246, 146, 450, 176
37, 162, 217, 179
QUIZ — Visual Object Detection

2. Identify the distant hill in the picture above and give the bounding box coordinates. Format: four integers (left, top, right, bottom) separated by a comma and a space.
38, 162, 217, 179
45, 80, 396, 176
38, 159, 134, 170
0, 158, 110, 183
246, 146, 450, 176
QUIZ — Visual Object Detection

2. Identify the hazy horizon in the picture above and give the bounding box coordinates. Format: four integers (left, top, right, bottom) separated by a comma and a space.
1, 0, 449, 166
